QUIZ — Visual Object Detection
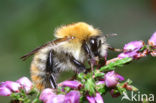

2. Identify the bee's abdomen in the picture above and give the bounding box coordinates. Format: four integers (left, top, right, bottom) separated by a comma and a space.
30, 48, 50, 90
30, 64, 46, 90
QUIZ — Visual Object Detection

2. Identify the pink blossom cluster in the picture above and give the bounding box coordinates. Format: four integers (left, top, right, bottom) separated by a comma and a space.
118, 32, 156, 59
0, 77, 32, 96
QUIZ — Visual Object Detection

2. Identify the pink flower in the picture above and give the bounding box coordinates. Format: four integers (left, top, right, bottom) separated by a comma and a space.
39, 88, 56, 102
0, 81, 21, 92
46, 94, 65, 103
86, 96, 96, 103
124, 41, 144, 52
104, 71, 124, 87
118, 41, 145, 59
16, 77, 32, 93
64, 90, 80, 103
60, 80, 81, 89
148, 32, 156, 46
94, 93, 104, 103
96, 81, 105, 85
116, 74, 124, 81
40, 88, 65, 103
86, 93, 104, 103
0, 86, 12, 96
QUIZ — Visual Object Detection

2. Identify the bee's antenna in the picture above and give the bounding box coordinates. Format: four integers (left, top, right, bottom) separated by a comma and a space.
108, 46, 123, 52
105, 33, 118, 38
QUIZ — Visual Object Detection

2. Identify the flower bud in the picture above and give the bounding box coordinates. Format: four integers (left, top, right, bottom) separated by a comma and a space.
105, 71, 123, 87
86, 95, 96, 103
124, 41, 144, 52
0, 81, 21, 92
0, 86, 12, 96
148, 32, 156, 46
16, 77, 33, 93
60, 80, 81, 89
39, 88, 56, 102
86, 92, 104, 103
96, 81, 105, 85
94, 93, 104, 103
64, 90, 80, 103
118, 40, 145, 59
47, 94, 65, 103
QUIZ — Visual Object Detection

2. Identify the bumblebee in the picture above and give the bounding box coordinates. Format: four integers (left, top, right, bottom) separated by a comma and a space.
21, 22, 108, 90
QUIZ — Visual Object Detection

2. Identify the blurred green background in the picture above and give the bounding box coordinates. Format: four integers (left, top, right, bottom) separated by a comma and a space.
0, 0, 156, 102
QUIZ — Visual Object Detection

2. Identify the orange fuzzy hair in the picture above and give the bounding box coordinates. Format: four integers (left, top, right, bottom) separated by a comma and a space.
55, 22, 101, 42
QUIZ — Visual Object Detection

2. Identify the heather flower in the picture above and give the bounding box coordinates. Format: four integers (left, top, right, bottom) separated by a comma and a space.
64, 90, 80, 103
104, 71, 124, 87
148, 32, 156, 46
39, 88, 56, 102
116, 74, 124, 81
0, 86, 12, 96
96, 81, 105, 85
46, 94, 65, 103
86, 92, 104, 103
94, 93, 104, 103
123, 41, 144, 52
86, 96, 96, 103
118, 41, 145, 59
60, 80, 81, 89
0, 81, 21, 92
16, 77, 33, 93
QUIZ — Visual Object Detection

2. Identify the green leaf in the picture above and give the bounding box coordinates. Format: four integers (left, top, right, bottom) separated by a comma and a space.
94, 70, 105, 78
77, 72, 85, 80
100, 57, 132, 71
64, 87, 71, 92
96, 84, 106, 94
84, 78, 96, 96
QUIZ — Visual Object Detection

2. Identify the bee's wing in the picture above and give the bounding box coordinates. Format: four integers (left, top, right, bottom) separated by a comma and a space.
20, 37, 74, 61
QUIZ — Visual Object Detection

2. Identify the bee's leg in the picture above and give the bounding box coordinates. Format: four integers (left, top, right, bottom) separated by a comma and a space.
70, 57, 86, 73
82, 41, 94, 58
46, 50, 57, 89
82, 41, 97, 71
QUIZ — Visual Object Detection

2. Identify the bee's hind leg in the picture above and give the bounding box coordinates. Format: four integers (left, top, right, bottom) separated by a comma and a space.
46, 50, 57, 89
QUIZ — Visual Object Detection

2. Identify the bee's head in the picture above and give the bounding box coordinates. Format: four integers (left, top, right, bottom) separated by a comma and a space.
88, 36, 108, 58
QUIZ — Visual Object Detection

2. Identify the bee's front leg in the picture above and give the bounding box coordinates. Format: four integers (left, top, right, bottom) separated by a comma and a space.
82, 41, 98, 70
70, 57, 86, 73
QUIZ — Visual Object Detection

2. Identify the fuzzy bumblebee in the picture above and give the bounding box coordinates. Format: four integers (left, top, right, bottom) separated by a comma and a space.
21, 22, 108, 90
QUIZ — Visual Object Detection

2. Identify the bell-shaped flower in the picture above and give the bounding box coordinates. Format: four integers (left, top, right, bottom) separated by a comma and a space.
16, 77, 33, 93
0, 81, 21, 93
64, 90, 80, 103
0, 86, 12, 96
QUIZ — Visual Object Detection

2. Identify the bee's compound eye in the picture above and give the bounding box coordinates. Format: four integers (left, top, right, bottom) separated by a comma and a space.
90, 38, 96, 45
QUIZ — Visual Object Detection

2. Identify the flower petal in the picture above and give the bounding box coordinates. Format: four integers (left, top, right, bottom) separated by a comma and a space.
16, 77, 33, 93
0, 86, 12, 96
124, 41, 144, 51
104, 71, 118, 87
47, 95, 65, 103
65, 90, 80, 103
61, 80, 81, 89
86, 96, 96, 103
0, 81, 21, 92
94, 93, 104, 103
39, 88, 56, 102
148, 32, 156, 46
